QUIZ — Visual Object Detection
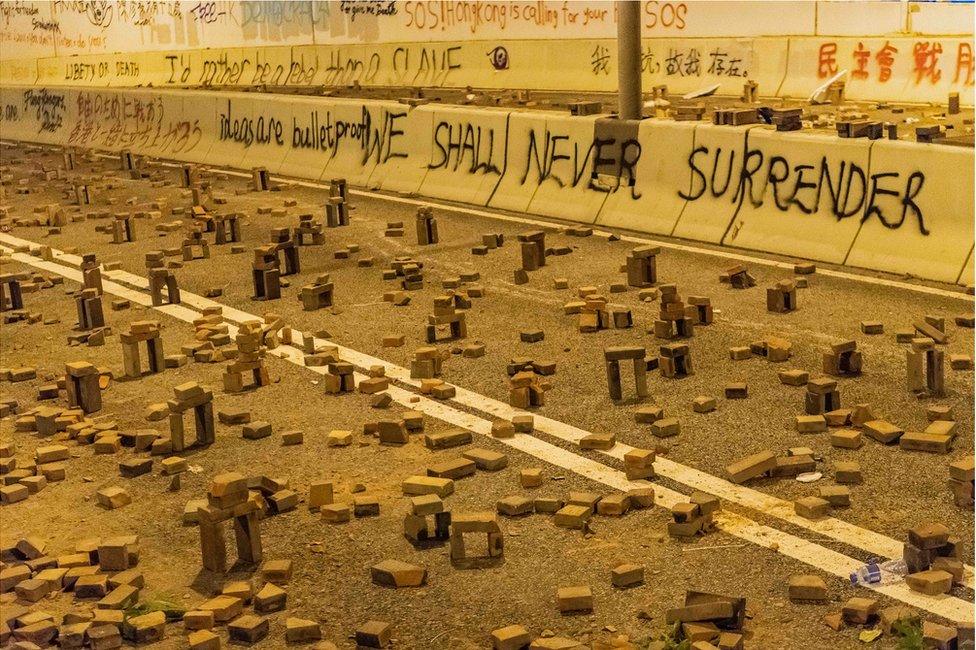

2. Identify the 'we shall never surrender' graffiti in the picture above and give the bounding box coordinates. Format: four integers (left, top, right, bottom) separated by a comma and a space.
6, 85, 965, 287
419, 116, 930, 238
21, 86, 938, 240
213, 97, 932, 236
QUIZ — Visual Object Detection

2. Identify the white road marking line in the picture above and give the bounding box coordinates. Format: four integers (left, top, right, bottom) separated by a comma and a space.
98, 289, 976, 586
5, 231, 974, 589
4, 239, 973, 623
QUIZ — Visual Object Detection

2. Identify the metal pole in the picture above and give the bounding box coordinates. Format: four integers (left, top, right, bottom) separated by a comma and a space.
616, 0, 642, 120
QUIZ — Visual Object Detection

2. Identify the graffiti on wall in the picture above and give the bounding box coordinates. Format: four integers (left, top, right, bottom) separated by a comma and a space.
22, 87, 66, 131
215, 97, 409, 165
817, 38, 974, 87
2, 86, 955, 241
679, 143, 928, 234
67, 90, 203, 153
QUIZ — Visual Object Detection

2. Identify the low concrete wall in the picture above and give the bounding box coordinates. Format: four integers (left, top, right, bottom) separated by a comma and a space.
3, 33, 973, 106
1, 85, 971, 284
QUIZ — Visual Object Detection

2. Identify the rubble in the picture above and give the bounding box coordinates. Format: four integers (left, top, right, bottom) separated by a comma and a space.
0, 125, 972, 649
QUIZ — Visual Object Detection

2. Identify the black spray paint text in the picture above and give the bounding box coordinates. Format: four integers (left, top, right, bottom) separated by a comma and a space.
523, 128, 642, 199
429, 120, 503, 175
23, 88, 65, 132
679, 145, 928, 234
292, 106, 408, 164
218, 100, 284, 147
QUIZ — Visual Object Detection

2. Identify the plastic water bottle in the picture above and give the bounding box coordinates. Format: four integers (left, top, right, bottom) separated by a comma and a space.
850, 559, 909, 586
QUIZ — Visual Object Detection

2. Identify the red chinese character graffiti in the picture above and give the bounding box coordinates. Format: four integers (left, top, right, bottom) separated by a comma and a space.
912, 41, 942, 85
852, 42, 870, 80
875, 41, 898, 83
955, 42, 974, 86
818, 43, 838, 78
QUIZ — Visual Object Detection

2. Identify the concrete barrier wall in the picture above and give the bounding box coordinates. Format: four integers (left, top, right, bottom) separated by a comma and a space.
4, 32, 974, 106
844, 140, 975, 284
669, 123, 758, 244
486, 111, 546, 214
597, 119, 695, 236
961, 251, 975, 288
366, 104, 432, 196
509, 113, 613, 223
3, 1, 969, 54
3, 1, 971, 103
417, 105, 509, 206
779, 36, 974, 105
16, 38, 786, 97
0, 85, 971, 285
722, 129, 872, 265
297, 98, 387, 187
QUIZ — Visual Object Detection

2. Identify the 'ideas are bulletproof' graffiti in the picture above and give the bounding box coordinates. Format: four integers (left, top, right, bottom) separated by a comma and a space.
679, 144, 929, 234
217, 99, 408, 165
